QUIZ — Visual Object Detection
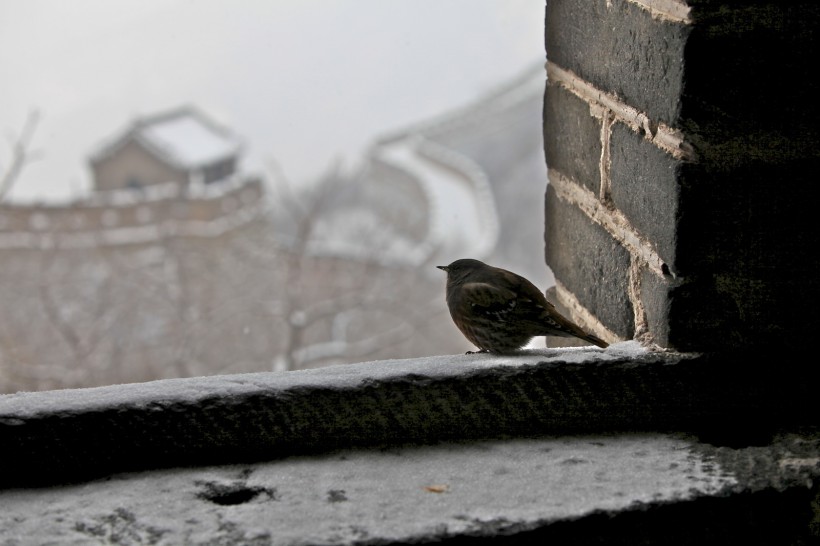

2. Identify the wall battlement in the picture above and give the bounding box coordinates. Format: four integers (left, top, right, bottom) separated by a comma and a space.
0, 176, 267, 250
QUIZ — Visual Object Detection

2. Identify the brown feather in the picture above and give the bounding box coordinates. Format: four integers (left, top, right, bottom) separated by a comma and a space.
437, 259, 609, 353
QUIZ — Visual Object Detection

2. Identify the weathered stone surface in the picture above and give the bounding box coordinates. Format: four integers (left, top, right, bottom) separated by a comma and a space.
543, 1, 820, 353
1, 350, 818, 542
2, 346, 817, 489
0, 432, 817, 544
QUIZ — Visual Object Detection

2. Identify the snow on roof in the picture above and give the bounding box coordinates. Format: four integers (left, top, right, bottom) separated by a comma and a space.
90, 106, 242, 170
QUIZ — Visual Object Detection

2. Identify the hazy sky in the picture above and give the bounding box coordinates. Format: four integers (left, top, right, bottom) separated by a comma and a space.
0, 0, 544, 203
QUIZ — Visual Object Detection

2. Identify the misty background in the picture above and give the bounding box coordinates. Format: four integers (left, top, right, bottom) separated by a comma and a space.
0, 1, 549, 393
1, 0, 544, 203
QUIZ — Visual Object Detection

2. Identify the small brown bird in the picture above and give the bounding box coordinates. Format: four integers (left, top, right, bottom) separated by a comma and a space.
437, 259, 608, 353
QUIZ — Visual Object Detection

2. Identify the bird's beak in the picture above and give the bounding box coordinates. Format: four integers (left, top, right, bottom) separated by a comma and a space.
436, 265, 448, 272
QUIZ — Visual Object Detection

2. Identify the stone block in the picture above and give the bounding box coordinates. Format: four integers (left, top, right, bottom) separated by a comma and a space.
545, 0, 689, 125
610, 123, 681, 273
543, 84, 602, 194
545, 185, 634, 336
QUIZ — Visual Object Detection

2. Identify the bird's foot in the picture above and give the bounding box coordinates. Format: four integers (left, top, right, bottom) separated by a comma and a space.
465, 349, 490, 354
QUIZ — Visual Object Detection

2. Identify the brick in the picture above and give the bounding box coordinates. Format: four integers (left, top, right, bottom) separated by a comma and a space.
546, 0, 689, 125
543, 84, 602, 194
545, 185, 634, 336
644, 258, 815, 353
609, 123, 681, 273
639, 268, 679, 350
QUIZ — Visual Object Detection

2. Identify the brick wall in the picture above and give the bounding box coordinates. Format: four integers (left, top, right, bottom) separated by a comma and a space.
543, 0, 820, 352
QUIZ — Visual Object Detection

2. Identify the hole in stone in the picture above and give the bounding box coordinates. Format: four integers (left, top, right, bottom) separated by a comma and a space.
327, 489, 348, 503
196, 481, 276, 506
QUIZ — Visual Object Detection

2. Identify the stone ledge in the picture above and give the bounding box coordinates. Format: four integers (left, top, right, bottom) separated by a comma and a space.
0, 342, 817, 489
0, 433, 817, 544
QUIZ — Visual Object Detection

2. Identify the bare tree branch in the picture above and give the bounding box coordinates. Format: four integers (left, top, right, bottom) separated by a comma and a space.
1, 110, 42, 201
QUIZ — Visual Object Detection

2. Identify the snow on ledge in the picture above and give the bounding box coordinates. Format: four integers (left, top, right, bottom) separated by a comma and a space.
0, 342, 647, 417
6, 342, 807, 491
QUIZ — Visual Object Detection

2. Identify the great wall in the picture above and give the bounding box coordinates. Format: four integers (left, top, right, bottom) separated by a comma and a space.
0, 175, 267, 250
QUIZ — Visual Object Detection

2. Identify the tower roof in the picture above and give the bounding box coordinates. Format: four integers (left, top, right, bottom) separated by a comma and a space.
89, 105, 242, 170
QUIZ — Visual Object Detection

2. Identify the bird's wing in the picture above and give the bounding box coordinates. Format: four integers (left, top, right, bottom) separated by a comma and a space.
459, 281, 519, 321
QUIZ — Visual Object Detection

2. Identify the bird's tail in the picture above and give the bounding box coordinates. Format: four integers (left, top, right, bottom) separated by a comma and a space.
550, 329, 609, 348
581, 332, 609, 349
541, 309, 610, 348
